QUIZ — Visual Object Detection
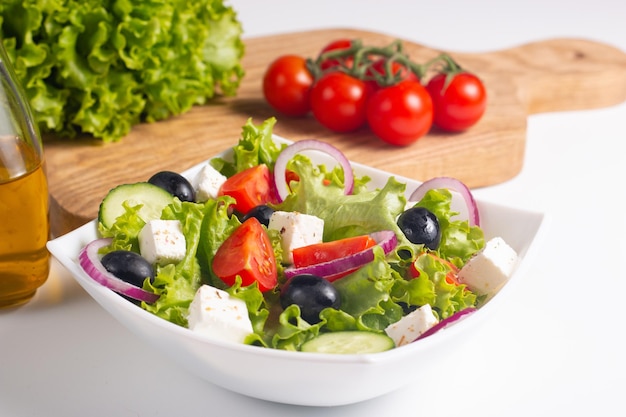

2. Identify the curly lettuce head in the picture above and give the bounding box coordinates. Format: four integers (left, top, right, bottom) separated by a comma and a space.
0, 0, 245, 142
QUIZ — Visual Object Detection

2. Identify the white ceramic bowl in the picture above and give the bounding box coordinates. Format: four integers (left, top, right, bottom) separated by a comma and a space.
47, 135, 546, 406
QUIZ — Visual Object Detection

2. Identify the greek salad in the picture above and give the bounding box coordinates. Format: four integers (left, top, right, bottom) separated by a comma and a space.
78, 117, 518, 354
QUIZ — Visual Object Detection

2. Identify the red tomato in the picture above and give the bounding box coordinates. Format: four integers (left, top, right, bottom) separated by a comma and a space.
212, 218, 278, 292
292, 235, 377, 282
285, 170, 300, 190
309, 71, 369, 133
426, 72, 487, 132
365, 58, 419, 92
292, 235, 377, 267
218, 164, 273, 214
318, 39, 354, 70
366, 80, 433, 146
263, 55, 314, 117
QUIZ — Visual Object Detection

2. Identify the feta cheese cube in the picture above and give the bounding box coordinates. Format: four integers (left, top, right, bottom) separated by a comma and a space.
268, 211, 324, 264
187, 285, 253, 344
457, 237, 519, 298
385, 304, 439, 346
139, 219, 187, 266
192, 163, 227, 202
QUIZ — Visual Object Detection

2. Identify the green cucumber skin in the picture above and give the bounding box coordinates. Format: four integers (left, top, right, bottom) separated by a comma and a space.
301, 331, 395, 354
98, 182, 175, 228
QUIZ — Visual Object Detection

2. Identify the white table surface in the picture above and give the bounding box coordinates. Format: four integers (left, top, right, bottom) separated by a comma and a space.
2, 1, 626, 416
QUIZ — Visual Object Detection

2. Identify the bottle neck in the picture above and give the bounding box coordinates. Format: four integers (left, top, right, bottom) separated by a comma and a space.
0, 43, 45, 165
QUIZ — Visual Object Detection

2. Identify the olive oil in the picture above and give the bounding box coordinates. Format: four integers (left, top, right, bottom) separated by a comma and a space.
0, 136, 50, 308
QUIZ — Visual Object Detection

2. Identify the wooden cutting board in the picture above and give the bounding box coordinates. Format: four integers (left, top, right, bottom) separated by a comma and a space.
44, 28, 626, 237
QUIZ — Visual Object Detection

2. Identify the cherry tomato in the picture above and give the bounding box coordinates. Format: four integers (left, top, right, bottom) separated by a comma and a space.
366, 80, 433, 146
365, 58, 419, 93
426, 72, 487, 132
262, 55, 314, 117
218, 164, 274, 214
212, 217, 278, 292
292, 235, 377, 282
309, 71, 369, 133
318, 39, 354, 70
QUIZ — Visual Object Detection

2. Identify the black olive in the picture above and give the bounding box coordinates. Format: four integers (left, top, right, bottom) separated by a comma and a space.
397, 206, 441, 250
101, 250, 155, 287
280, 274, 341, 324
397, 302, 417, 315
148, 171, 195, 202
242, 205, 275, 227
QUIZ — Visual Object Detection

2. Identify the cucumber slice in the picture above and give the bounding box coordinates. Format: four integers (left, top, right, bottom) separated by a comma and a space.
301, 331, 395, 354
98, 182, 175, 228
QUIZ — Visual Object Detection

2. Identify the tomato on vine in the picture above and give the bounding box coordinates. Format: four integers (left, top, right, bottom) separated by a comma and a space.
365, 58, 419, 93
310, 71, 369, 133
366, 80, 433, 146
261, 37, 487, 146
426, 71, 487, 132
318, 38, 355, 70
263, 55, 314, 117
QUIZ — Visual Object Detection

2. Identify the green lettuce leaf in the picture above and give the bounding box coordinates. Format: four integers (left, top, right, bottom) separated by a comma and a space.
391, 253, 477, 320
415, 188, 485, 264
276, 157, 413, 254
195, 195, 241, 289
211, 117, 287, 177
268, 305, 322, 351
97, 201, 146, 253
323, 248, 404, 333
0, 0, 245, 142
142, 199, 211, 325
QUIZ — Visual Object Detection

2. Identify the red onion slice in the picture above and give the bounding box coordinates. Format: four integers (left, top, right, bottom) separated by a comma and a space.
78, 238, 160, 303
415, 307, 477, 341
273, 139, 354, 202
284, 230, 397, 279
408, 177, 480, 227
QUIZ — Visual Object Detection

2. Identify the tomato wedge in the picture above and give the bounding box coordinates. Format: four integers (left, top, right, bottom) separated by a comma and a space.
293, 235, 376, 266
218, 164, 274, 214
212, 217, 278, 292
292, 235, 377, 281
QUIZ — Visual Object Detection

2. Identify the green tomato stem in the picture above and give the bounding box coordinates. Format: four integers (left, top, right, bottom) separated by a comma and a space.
308, 38, 467, 88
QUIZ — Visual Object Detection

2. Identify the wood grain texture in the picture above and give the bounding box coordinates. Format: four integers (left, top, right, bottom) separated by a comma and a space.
44, 28, 626, 237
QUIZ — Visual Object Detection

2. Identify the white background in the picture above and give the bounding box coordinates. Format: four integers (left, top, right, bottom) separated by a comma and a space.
2, 1, 626, 416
